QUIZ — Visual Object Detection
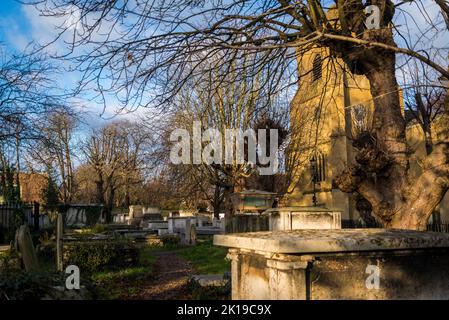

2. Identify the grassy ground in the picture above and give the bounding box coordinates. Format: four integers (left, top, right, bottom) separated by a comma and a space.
4, 229, 230, 299
133, 238, 231, 274
91, 245, 156, 299
178, 240, 230, 275
91, 239, 230, 299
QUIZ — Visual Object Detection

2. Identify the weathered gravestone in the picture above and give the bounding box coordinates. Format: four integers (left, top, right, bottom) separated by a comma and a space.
168, 217, 197, 245
56, 213, 64, 271
17, 225, 40, 272
180, 218, 196, 245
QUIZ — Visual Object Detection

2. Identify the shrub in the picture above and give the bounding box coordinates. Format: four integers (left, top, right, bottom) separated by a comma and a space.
63, 240, 139, 273
89, 246, 157, 299
90, 224, 107, 234
160, 234, 180, 248
84, 207, 103, 226
0, 271, 64, 300
37, 241, 56, 264
32, 228, 55, 247
0, 250, 21, 272
0, 227, 6, 244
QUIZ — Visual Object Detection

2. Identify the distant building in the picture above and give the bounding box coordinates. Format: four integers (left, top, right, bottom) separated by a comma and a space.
0, 172, 48, 204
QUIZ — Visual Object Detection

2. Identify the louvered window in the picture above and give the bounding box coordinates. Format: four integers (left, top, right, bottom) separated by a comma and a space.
312, 152, 326, 183
312, 54, 322, 82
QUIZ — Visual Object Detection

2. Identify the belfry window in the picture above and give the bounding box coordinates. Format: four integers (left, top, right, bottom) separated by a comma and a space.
312, 54, 322, 82
311, 151, 327, 183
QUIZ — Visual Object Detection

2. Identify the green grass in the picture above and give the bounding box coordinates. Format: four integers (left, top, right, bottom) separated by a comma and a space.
179, 240, 230, 275
31, 237, 229, 299
143, 239, 230, 275
90, 246, 156, 299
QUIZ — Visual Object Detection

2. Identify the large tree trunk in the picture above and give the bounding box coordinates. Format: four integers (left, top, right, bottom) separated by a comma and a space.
333, 25, 449, 230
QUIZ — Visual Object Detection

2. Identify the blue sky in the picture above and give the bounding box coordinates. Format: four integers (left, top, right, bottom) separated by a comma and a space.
1, 0, 448, 120
0, 0, 31, 53
0, 0, 143, 131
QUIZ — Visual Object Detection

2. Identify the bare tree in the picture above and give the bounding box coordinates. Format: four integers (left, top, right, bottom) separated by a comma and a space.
0, 49, 57, 139
28, 0, 449, 229
29, 109, 79, 203
82, 121, 150, 221
0, 47, 61, 202
149, 53, 293, 217
402, 60, 446, 155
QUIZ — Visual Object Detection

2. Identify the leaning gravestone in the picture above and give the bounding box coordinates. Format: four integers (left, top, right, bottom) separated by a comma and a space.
56, 213, 64, 271
17, 225, 40, 272
190, 224, 197, 245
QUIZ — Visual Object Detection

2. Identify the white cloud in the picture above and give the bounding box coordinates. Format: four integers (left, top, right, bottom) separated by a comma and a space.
0, 16, 30, 51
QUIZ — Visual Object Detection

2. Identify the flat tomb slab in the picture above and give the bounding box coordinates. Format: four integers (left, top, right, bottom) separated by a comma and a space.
264, 206, 338, 213
217, 229, 449, 300
214, 228, 449, 254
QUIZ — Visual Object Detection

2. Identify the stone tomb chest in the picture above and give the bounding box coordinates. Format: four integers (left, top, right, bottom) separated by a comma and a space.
214, 229, 449, 300
262, 207, 341, 230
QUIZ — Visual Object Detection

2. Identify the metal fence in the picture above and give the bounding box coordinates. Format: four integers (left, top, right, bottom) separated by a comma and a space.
0, 202, 35, 229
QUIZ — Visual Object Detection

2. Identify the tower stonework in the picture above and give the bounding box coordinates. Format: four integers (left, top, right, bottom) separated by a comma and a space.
288, 46, 449, 224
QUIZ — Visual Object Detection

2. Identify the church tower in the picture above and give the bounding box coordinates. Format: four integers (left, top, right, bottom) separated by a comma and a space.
288, 44, 376, 222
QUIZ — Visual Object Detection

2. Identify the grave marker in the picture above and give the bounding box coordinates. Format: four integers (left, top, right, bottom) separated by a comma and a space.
17, 225, 40, 272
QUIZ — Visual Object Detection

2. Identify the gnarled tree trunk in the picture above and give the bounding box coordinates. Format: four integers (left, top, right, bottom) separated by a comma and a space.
331, 8, 449, 230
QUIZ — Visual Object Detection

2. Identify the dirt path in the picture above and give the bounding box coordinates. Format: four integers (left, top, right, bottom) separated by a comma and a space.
132, 251, 194, 300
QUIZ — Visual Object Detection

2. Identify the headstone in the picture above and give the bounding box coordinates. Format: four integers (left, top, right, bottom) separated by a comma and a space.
128, 205, 144, 226
168, 217, 175, 233
129, 205, 143, 219
33, 201, 40, 232
183, 218, 192, 246
56, 213, 64, 272
142, 207, 162, 215
146, 220, 168, 230
157, 229, 169, 236
17, 225, 40, 272
190, 224, 197, 245
65, 207, 87, 227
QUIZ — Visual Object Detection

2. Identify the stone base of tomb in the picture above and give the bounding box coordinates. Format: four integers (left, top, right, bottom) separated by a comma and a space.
214, 229, 449, 300
263, 206, 342, 230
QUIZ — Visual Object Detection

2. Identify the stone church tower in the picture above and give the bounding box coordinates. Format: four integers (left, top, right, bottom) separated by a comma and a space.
287, 45, 449, 224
